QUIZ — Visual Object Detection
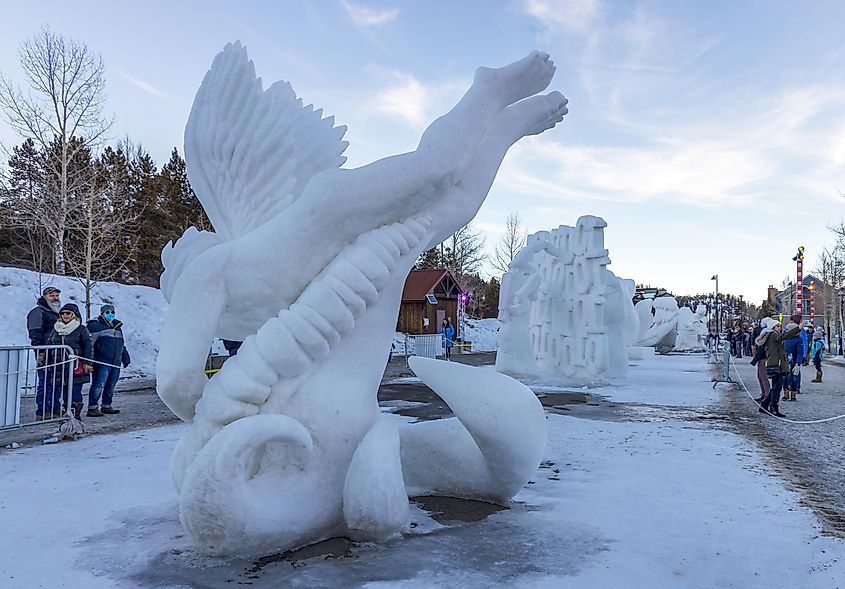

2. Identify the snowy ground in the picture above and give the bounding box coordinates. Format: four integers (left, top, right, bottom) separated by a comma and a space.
1, 353, 843, 588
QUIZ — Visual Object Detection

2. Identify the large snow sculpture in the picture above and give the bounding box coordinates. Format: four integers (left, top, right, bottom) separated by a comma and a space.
495, 216, 628, 380
157, 43, 563, 556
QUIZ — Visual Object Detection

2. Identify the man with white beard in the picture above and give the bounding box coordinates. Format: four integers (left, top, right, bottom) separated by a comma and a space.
26, 286, 62, 418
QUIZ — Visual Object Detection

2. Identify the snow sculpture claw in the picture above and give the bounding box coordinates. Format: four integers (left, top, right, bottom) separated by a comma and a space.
159, 42, 565, 556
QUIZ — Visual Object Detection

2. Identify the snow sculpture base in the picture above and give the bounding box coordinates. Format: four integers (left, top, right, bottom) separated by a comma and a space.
496, 216, 633, 382
157, 43, 564, 556
626, 346, 653, 361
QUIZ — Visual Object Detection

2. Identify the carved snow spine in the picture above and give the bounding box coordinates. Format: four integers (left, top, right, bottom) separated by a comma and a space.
193, 217, 431, 432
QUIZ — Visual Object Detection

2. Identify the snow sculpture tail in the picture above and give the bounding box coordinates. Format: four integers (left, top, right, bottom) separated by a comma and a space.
179, 414, 317, 556
400, 357, 546, 502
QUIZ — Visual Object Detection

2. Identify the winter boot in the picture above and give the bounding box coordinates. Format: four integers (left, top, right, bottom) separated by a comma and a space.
86, 406, 104, 417
72, 402, 83, 420
100, 406, 120, 415
811, 371, 822, 383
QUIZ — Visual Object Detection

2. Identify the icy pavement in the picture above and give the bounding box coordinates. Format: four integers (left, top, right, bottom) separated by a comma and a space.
1, 354, 844, 588
726, 356, 845, 536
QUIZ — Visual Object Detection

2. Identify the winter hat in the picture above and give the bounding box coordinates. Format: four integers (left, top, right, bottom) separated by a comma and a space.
100, 304, 115, 315
765, 318, 780, 330
59, 303, 81, 318
760, 318, 768, 328
804, 320, 814, 328
42, 286, 61, 295
813, 330, 824, 340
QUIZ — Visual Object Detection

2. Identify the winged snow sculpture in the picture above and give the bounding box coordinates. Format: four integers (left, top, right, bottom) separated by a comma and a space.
157, 42, 567, 556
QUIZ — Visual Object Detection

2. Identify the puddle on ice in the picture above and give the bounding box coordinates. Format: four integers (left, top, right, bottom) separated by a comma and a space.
90, 496, 609, 589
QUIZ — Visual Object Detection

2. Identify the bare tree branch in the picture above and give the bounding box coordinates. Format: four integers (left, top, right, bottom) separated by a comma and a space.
492, 211, 527, 274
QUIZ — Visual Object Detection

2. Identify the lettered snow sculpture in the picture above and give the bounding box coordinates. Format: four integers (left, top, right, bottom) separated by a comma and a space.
496, 216, 628, 380
156, 42, 563, 556
637, 296, 680, 353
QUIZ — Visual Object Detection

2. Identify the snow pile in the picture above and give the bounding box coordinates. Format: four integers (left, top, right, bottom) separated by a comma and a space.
463, 317, 500, 352
0, 267, 165, 377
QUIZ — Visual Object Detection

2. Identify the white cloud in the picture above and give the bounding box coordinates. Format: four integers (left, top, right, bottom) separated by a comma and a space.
521, 0, 600, 32
368, 71, 467, 130
341, 0, 399, 26
498, 135, 773, 207
117, 70, 168, 100
371, 73, 431, 127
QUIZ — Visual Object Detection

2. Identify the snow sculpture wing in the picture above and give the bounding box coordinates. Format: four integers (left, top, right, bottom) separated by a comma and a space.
184, 41, 349, 240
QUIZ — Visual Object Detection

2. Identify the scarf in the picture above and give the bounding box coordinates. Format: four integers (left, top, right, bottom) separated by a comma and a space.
54, 318, 80, 336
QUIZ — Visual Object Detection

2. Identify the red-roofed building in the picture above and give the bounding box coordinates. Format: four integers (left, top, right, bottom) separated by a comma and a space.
397, 269, 464, 334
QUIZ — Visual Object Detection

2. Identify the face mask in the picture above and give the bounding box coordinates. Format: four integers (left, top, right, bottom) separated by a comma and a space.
103, 313, 115, 322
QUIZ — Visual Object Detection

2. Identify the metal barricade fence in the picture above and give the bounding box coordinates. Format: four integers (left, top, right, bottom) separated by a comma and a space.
404, 334, 445, 363
0, 345, 74, 429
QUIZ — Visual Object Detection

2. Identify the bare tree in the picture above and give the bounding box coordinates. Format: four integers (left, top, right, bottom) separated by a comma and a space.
0, 26, 111, 273
443, 223, 486, 280
63, 157, 139, 319
492, 211, 527, 273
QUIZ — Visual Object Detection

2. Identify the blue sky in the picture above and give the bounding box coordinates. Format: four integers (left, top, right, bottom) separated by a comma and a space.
1, 0, 843, 302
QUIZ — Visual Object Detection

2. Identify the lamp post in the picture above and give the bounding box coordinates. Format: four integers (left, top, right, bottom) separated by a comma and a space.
711, 274, 719, 342
838, 287, 845, 356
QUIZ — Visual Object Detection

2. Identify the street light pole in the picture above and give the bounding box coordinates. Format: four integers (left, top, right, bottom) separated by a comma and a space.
838, 287, 845, 356
711, 274, 719, 343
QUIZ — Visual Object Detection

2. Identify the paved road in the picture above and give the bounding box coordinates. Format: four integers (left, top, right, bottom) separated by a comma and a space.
0, 352, 493, 450
722, 355, 845, 535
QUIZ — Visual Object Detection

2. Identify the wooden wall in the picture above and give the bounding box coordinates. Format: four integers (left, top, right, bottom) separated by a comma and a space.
397, 300, 459, 334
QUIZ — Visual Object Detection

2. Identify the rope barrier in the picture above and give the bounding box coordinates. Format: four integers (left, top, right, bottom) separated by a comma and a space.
724, 354, 845, 424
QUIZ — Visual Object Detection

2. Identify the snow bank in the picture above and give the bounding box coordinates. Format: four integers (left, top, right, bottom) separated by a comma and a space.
0, 267, 165, 377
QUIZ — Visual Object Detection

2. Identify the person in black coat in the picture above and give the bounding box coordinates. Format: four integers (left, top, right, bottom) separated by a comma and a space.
45, 303, 93, 420
26, 286, 61, 418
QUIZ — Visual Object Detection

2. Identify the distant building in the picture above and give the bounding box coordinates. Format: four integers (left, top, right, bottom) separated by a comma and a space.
767, 285, 778, 304
396, 269, 464, 335
774, 274, 828, 323
633, 284, 670, 303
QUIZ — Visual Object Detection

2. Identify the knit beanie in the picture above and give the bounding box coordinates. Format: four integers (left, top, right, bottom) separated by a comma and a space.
100, 304, 115, 315
59, 303, 81, 318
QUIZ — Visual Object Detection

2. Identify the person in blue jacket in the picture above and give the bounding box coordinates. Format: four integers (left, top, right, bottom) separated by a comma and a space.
86, 304, 131, 416
810, 327, 825, 383
782, 314, 805, 402
441, 317, 455, 359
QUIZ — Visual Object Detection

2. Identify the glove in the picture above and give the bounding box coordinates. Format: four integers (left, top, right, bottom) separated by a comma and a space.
37, 352, 45, 366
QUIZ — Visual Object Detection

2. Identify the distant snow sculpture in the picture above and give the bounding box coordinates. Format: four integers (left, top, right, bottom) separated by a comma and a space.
637, 296, 680, 353
674, 303, 707, 351
157, 42, 564, 556
633, 299, 654, 343
496, 216, 629, 380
